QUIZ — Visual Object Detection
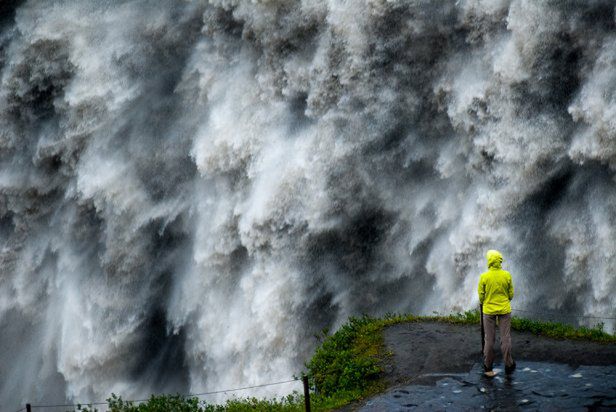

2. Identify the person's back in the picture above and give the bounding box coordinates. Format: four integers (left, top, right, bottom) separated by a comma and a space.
478, 252, 514, 315
478, 250, 516, 376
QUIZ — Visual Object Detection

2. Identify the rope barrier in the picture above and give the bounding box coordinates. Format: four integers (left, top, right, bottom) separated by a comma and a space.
25, 377, 300, 410
122, 378, 301, 404
190, 378, 300, 397
30, 402, 108, 409
511, 308, 616, 321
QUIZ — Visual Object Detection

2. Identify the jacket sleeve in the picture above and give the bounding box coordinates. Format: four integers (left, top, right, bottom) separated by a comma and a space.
478, 275, 485, 304
508, 273, 514, 300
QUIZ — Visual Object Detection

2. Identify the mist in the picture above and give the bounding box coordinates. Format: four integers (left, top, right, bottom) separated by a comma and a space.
0, 0, 615, 409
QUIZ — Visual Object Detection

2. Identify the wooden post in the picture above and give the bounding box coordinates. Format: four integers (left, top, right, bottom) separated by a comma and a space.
302, 375, 311, 412
480, 304, 485, 355
26, 404, 32, 412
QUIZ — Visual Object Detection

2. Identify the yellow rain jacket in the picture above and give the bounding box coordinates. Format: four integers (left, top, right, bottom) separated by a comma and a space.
478, 250, 514, 315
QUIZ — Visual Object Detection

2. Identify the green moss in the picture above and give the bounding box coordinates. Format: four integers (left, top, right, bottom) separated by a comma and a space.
74, 311, 614, 412
307, 316, 383, 398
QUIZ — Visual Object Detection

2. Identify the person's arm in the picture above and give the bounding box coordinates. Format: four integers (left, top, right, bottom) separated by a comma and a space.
508, 273, 514, 300
478, 274, 485, 304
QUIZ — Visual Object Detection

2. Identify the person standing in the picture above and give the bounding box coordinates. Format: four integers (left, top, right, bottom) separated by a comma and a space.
478, 249, 516, 377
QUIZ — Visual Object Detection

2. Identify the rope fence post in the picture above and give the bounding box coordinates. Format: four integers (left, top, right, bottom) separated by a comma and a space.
26, 404, 31, 412
302, 375, 311, 412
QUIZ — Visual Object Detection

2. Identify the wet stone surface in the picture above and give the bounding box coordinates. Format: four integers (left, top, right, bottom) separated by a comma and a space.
359, 361, 616, 411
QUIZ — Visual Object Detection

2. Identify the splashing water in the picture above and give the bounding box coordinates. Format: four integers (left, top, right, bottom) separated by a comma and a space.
0, 0, 615, 408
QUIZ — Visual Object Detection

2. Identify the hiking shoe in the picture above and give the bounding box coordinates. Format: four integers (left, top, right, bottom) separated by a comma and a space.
505, 362, 516, 374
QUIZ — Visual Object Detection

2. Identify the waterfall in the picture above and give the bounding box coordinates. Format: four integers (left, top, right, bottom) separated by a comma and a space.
0, 0, 614, 408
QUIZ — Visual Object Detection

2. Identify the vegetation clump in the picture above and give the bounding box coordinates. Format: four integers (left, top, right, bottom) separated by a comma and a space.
76, 393, 304, 412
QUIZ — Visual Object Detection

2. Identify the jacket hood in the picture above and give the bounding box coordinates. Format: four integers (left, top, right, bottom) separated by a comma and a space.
486, 249, 503, 269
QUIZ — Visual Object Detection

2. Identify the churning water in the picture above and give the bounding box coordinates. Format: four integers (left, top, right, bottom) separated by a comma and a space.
0, 0, 615, 408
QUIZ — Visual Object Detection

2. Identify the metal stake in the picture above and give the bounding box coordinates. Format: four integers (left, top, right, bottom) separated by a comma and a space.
302, 375, 311, 412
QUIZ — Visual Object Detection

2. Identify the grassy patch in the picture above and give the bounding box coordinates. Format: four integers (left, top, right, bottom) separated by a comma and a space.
74, 311, 613, 411
509, 316, 613, 342
306, 316, 388, 409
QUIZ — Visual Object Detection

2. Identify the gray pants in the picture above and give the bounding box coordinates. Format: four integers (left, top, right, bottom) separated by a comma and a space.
483, 313, 514, 370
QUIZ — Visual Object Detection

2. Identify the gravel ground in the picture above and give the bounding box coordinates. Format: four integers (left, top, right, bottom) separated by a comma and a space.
382, 322, 616, 386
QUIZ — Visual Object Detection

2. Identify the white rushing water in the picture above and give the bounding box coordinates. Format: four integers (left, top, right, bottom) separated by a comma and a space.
0, 0, 615, 408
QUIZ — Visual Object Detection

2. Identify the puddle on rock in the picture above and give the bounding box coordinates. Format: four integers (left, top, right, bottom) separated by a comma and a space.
359, 361, 616, 411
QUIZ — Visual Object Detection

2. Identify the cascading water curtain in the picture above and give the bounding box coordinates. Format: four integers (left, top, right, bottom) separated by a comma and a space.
0, 0, 614, 409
